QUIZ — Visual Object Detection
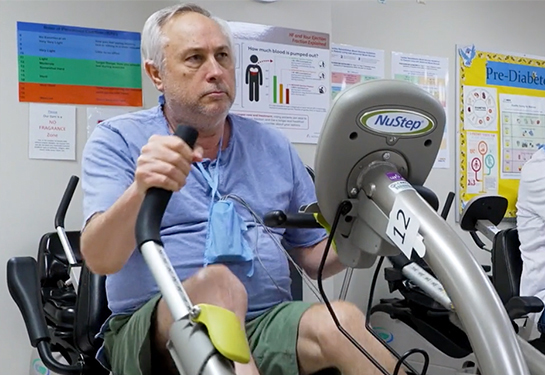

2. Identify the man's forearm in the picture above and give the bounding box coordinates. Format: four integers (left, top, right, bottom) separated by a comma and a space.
314, 240, 346, 279
81, 182, 144, 275
295, 239, 346, 280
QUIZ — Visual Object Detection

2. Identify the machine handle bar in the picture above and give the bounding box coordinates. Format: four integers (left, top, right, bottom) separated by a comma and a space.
135, 125, 198, 247
54, 175, 79, 228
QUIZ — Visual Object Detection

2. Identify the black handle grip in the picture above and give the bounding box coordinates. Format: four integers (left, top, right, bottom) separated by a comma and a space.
7, 257, 50, 347
55, 175, 79, 228
135, 125, 199, 247
37, 341, 84, 375
470, 231, 487, 249
505, 296, 544, 320
263, 210, 322, 228
440, 191, 456, 220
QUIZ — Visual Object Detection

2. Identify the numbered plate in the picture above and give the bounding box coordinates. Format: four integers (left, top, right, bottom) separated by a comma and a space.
386, 197, 426, 258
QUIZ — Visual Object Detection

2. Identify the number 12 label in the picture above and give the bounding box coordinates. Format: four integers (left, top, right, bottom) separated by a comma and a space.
386, 198, 425, 258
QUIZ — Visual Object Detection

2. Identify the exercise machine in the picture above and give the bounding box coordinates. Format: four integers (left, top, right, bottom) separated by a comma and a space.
8, 128, 251, 375
367, 194, 545, 374
314, 79, 545, 375
11, 176, 108, 375
460, 196, 544, 341
267, 79, 545, 375
9, 79, 545, 375
366, 192, 479, 375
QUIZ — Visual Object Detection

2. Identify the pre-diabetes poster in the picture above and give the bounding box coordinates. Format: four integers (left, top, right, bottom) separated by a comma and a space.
457, 44, 545, 218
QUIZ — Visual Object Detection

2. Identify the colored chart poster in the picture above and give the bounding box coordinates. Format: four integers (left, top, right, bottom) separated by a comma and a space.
331, 44, 384, 100
499, 94, 545, 179
466, 131, 498, 195
457, 44, 545, 218
229, 22, 330, 144
17, 22, 142, 106
392, 52, 450, 169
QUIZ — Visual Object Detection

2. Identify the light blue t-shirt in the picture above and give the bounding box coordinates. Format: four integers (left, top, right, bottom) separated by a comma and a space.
82, 103, 326, 320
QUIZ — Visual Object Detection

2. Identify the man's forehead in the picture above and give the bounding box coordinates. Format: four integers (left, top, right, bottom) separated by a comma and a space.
163, 12, 229, 47
164, 12, 219, 35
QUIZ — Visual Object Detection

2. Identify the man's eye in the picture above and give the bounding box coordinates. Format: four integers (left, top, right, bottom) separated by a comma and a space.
187, 55, 202, 62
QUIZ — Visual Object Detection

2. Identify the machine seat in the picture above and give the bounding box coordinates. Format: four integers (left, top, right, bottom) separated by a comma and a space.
37, 231, 82, 287
74, 264, 110, 356
492, 227, 522, 305
492, 227, 543, 320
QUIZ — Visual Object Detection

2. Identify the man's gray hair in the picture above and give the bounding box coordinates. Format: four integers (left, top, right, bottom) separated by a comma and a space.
141, 3, 234, 72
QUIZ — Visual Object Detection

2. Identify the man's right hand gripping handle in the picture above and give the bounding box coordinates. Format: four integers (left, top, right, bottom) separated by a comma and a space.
136, 125, 199, 247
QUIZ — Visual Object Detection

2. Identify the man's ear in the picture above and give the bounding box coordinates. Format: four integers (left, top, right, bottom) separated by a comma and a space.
144, 61, 164, 91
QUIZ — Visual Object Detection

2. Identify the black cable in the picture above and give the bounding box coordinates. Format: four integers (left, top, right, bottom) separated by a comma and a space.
365, 256, 384, 319
393, 349, 430, 375
470, 231, 488, 250
317, 201, 393, 375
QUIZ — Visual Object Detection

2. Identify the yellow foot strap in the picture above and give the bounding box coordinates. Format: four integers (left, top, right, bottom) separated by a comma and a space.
191, 304, 251, 364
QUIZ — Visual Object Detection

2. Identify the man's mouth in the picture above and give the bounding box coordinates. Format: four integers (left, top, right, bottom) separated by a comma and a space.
204, 90, 226, 97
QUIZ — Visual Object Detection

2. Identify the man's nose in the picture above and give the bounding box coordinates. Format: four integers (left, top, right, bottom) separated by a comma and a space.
204, 57, 223, 81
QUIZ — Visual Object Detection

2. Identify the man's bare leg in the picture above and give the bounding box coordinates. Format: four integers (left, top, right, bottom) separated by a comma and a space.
152, 264, 260, 375
297, 301, 407, 375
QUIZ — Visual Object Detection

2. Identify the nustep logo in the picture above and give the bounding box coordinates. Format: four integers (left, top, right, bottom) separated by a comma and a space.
359, 109, 435, 136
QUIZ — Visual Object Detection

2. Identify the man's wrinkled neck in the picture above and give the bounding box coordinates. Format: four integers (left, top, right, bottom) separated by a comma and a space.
197, 119, 231, 160
162, 103, 230, 160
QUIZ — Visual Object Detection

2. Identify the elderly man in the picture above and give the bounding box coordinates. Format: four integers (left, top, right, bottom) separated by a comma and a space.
81, 3, 404, 375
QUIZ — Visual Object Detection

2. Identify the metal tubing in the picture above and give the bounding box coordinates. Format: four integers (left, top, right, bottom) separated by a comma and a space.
201, 355, 236, 375
360, 168, 529, 375
140, 241, 192, 321
56, 227, 77, 265
518, 336, 545, 375
475, 219, 501, 243
168, 318, 235, 375
56, 227, 80, 291
339, 268, 354, 300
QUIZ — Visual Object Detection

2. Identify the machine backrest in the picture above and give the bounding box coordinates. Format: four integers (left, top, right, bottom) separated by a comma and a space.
74, 264, 110, 356
492, 227, 522, 305
37, 231, 82, 287
34, 229, 110, 356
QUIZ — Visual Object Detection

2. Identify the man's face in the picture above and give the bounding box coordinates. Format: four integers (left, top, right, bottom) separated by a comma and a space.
158, 12, 236, 123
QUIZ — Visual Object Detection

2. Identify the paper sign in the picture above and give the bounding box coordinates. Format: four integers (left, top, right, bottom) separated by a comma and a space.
29, 103, 76, 160
229, 22, 331, 144
386, 197, 426, 258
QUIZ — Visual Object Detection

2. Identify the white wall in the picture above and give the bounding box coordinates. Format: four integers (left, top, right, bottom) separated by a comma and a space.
1, 1, 544, 374
0, 2, 173, 374
327, 0, 545, 310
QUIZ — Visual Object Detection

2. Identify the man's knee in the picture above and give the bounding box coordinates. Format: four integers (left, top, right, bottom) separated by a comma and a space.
298, 301, 367, 369
193, 264, 241, 286
154, 265, 247, 337
188, 264, 248, 314
315, 301, 366, 346
330, 301, 366, 328
150, 265, 248, 374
